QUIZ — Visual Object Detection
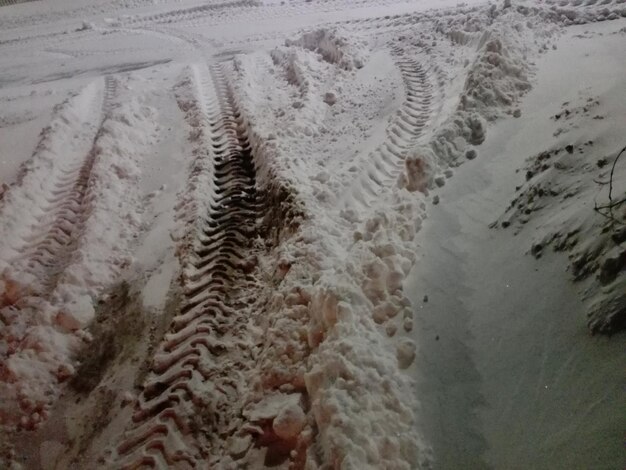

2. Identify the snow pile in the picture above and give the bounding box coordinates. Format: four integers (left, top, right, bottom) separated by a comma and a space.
230, 27, 433, 468
265, 48, 330, 132
226, 6, 565, 466
0, 76, 158, 430
284, 28, 368, 71
402, 4, 560, 178
300, 221, 427, 468
459, 33, 530, 118
236, 9, 625, 466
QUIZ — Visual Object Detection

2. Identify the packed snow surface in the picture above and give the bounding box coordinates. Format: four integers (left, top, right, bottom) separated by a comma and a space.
0, 0, 624, 468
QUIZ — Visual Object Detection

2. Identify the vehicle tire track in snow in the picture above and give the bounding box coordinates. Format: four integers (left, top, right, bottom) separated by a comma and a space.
0, 0, 37, 7
121, 0, 447, 31
7, 76, 117, 295
117, 0, 259, 28
543, 0, 626, 22
340, 48, 434, 210
195, 11, 437, 51
112, 64, 263, 469
0, 77, 116, 295
216, 12, 433, 60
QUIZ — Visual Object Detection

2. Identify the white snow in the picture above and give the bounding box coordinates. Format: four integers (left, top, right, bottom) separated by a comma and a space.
0, 0, 624, 467
406, 18, 626, 467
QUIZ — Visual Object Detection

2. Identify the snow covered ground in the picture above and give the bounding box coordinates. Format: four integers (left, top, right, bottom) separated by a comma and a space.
407, 18, 626, 468
0, 0, 624, 468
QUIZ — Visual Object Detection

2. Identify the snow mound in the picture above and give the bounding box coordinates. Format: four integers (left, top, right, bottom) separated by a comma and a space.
228, 3, 579, 468
285, 28, 368, 71
460, 35, 531, 119
498, 140, 626, 335
399, 2, 559, 183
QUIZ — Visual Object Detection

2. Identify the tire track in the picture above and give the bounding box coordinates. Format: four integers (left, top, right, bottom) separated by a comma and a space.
120, 0, 442, 31
9, 76, 116, 296
543, 0, 626, 21
339, 47, 435, 210
118, 0, 258, 28
111, 64, 263, 469
215, 12, 436, 52
545, 0, 624, 7
0, 0, 38, 7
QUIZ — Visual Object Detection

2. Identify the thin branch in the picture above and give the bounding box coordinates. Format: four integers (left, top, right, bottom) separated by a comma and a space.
607, 145, 626, 207
593, 145, 626, 225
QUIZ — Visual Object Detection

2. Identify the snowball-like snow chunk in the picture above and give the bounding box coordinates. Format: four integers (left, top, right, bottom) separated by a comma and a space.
396, 338, 416, 369
55, 311, 81, 332
273, 403, 306, 440
120, 391, 135, 406
322, 293, 339, 328
465, 115, 486, 145
77, 21, 94, 31
400, 155, 431, 193
324, 92, 337, 106
63, 295, 95, 328
244, 392, 302, 422
56, 363, 74, 382
0, 274, 32, 307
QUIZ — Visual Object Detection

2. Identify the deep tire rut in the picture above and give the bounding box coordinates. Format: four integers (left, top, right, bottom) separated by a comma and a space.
112, 64, 263, 469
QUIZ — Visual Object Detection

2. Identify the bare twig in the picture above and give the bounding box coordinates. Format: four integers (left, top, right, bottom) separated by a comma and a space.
594, 145, 626, 225
607, 145, 626, 207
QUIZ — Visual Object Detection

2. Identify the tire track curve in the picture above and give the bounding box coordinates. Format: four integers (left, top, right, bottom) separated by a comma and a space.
339, 47, 435, 210
111, 64, 263, 469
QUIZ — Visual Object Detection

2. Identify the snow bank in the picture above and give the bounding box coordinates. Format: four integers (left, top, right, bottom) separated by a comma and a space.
498, 138, 626, 334
227, 5, 567, 466
488, 16, 626, 336
229, 26, 434, 468
401, 3, 561, 178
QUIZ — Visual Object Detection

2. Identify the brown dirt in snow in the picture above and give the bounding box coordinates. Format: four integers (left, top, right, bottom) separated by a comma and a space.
6, 278, 180, 469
